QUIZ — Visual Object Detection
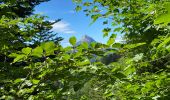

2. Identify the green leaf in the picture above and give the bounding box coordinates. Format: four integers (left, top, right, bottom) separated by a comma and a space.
32, 79, 40, 85
124, 65, 136, 76
78, 59, 90, 66
14, 78, 25, 84
41, 41, 56, 56
107, 38, 115, 46
13, 55, 26, 63
41, 41, 55, 51
9, 53, 18, 58
107, 34, 117, 46
62, 54, 70, 61
90, 42, 96, 48
110, 34, 117, 39
124, 43, 146, 49
22, 47, 32, 55
103, 28, 111, 37
91, 14, 101, 23
112, 43, 122, 48
83, 2, 91, 6
75, 6, 82, 11
32, 46, 43, 57
81, 42, 88, 49
69, 36, 77, 45
103, 20, 108, 25
114, 27, 122, 32
64, 46, 72, 51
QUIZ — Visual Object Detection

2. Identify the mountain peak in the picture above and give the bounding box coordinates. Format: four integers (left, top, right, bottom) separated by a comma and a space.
82, 35, 95, 42
76, 35, 96, 45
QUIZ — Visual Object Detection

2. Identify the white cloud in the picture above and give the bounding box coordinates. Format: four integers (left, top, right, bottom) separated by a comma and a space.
52, 21, 76, 34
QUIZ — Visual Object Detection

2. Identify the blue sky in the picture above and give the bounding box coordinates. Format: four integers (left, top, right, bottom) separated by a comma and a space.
34, 0, 114, 46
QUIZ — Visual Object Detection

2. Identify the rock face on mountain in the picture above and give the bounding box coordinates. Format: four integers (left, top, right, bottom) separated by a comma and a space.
76, 35, 96, 46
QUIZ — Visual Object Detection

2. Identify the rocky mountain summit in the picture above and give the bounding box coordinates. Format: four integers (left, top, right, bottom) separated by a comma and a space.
76, 35, 96, 46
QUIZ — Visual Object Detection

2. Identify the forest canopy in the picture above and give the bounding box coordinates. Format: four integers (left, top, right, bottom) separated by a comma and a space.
0, 0, 170, 99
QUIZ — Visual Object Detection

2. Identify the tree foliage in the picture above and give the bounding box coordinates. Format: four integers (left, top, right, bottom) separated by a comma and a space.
73, 0, 170, 99
0, 0, 50, 17
0, 0, 170, 99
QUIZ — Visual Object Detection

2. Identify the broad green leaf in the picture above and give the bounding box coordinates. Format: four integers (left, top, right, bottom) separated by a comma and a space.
78, 59, 90, 66
62, 54, 70, 61
124, 65, 136, 76
90, 42, 96, 48
91, 14, 101, 23
69, 36, 77, 45
81, 42, 88, 49
114, 27, 122, 32
14, 78, 25, 84
74, 51, 82, 58
41, 41, 55, 51
9, 53, 18, 58
156, 79, 161, 88
110, 34, 117, 39
41, 41, 56, 55
32, 46, 43, 57
107, 38, 115, 46
13, 55, 26, 63
112, 43, 122, 48
64, 46, 72, 51
22, 47, 32, 55
32, 79, 40, 85
124, 43, 146, 49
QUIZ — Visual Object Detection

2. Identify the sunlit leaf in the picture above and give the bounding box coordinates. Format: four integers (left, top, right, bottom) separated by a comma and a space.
22, 47, 32, 55
124, 43, 146, 49
41, 41, 56, 55
69, 36, 77, 46
32, 46, 43, 57
81, 42, 88, 49
13, 55, 26, 63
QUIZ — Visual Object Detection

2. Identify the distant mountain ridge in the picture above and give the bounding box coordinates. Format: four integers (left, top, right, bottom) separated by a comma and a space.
76, 35, 96, 45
